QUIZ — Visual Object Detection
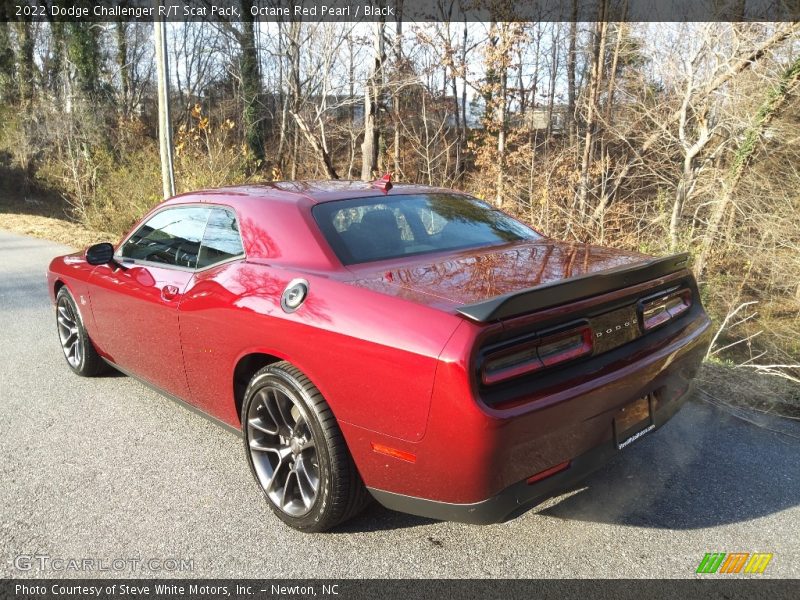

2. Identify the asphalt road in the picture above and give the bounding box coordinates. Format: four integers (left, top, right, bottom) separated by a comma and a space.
1, 229, 799, 579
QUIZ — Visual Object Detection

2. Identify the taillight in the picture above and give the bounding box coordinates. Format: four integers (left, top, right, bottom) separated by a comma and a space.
481, 324, 593, 385
640, 288, 692, 331
538, 326, 593, 366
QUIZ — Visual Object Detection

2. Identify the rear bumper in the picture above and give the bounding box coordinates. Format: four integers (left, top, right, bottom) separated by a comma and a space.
368, 383, 691, 524
353, 311, 712, 522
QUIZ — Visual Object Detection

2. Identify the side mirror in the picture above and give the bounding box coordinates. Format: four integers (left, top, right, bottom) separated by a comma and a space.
85, 242, 115, 266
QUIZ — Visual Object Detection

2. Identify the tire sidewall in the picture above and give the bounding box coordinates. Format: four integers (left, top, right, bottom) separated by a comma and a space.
56, 287, 88, 375
241, 366, 335, 532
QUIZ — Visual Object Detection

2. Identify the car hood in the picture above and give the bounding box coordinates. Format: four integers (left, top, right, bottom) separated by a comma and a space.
347, 240, 651, 312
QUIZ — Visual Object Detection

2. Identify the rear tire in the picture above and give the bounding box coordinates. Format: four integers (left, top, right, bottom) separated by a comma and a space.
241, 361, 370, 532
55, 287, 107, 377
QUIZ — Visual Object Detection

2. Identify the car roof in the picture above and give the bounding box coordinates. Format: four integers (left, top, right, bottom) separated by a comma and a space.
153, 180, 472, 271
163, 180, 465, 207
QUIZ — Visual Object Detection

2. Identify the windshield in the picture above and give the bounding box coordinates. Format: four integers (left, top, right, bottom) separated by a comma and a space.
312, 193, 540, 266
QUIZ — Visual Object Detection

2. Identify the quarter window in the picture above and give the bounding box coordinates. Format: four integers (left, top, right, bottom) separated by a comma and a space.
197, 208, 245, 268
120, 207, 210, 268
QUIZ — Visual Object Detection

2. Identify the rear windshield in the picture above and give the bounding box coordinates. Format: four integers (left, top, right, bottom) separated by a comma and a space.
312, 193, 540, 265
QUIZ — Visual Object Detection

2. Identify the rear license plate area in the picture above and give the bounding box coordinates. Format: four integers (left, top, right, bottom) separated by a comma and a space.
614, 395, 655, 449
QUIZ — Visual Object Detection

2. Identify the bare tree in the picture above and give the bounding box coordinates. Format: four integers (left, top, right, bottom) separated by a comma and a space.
209, 0, 266, 166
361, 19, 385, 180
577, 6, 608, 221
566, 3, 578, 145
695, 54, 800, 279
594, 22, 800, 222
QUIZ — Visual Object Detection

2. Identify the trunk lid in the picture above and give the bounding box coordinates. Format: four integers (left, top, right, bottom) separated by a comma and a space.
347, 240, 679, 319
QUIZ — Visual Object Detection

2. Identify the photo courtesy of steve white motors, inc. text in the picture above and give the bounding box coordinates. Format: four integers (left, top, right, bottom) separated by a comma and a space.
14, 583, 340, 597
33, 2, 396, 19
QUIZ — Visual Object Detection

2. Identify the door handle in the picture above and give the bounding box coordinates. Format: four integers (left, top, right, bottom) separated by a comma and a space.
161, 285, 180, 301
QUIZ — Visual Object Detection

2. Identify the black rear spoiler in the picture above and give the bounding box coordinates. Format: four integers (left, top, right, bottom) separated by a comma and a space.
456, 252, 691, 323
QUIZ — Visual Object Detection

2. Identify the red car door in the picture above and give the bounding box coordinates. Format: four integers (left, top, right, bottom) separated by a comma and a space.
177, 207, 247, 422
88, 205, 211, 401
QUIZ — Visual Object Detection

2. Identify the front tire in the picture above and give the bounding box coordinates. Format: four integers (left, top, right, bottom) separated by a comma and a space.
241, 362, 370, 532
55, 286, 107, 377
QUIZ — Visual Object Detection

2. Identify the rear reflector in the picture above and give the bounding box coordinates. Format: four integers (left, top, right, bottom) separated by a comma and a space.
526, 461, 570, 485
371, 442, 416, 463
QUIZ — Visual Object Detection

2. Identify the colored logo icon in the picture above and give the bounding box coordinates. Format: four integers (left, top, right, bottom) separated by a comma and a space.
696, 552, 773, 574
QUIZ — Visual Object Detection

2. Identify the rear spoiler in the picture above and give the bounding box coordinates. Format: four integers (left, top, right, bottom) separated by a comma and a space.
456, 252, 691, 323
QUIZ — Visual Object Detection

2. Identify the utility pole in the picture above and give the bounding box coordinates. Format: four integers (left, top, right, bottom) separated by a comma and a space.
154, 14, 175, 199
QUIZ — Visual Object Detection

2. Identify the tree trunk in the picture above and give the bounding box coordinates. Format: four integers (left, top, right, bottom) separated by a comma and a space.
290, 111, 339, 179
15, 22, 34, 103
526, 27, 542, 211
450, 69, 461, 183
0, 8, 17, 103
566, 3, 577, 146
486, 21, 510, 208
48, 22, 66, 103
604, 22, 625, 123
669, 71, 710, 250
362, 87, 377, 180
116, 22, 130, 117
67, 22, 101, 101
460, 17, 468, 154
577, 12, 608, 221
670, 153, 694, 250
361, 19, 385, 180
495, 62, 507, 208
275, 21, 286, 171
287, 20, 301, 178
347, 33, 356, 178
517, 46, 526, 116
393, 4, 403, 177
239, 1, 264, 165
545, 24, 560, 140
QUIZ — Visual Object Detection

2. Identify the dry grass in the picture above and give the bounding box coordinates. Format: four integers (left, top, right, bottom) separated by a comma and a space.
0, 211, 110, 249
697, 362, 800, 415
0, 176, 114, 249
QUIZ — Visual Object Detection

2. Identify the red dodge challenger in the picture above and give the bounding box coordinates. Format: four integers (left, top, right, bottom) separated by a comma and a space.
47, 179, 712, 532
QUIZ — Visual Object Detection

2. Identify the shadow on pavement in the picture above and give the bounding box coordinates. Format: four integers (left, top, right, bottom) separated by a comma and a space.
536, 399, 800, 529
332, 503, 439, 534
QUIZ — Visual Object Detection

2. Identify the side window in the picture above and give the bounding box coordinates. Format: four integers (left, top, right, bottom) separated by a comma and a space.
120, 207, 210, 268
197, 208, 245, 269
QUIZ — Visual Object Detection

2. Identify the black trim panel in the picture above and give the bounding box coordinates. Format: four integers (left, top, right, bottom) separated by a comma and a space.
456, 252, 690, 322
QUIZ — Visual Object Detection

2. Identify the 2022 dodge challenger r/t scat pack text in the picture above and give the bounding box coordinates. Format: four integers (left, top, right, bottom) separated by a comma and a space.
47, 178, 712, 532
